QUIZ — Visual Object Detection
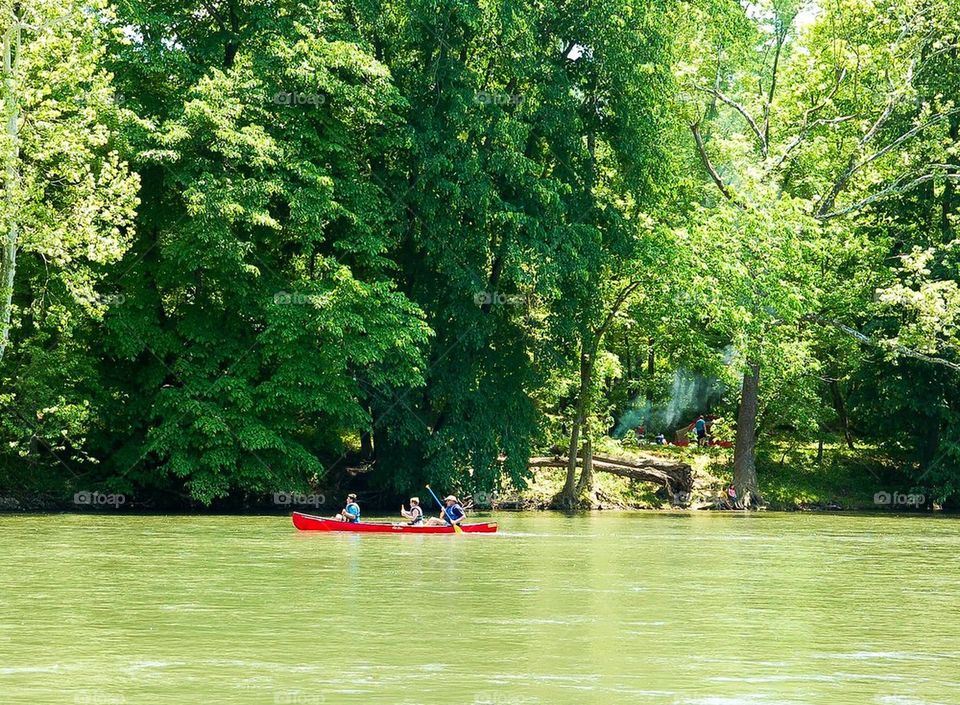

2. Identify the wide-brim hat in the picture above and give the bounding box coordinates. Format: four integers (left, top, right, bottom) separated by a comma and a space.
444, 495, 458, 503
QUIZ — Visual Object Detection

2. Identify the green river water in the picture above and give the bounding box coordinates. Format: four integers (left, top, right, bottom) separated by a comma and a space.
1, 512, 958, 705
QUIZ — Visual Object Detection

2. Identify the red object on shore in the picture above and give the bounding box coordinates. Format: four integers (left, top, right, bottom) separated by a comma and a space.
291, 512, 498, 534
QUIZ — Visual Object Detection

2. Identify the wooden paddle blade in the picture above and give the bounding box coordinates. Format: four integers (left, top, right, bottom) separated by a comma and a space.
453, 523, 464, 534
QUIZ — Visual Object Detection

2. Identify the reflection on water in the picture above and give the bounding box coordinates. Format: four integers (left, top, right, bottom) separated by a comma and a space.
1, 512, 958, 704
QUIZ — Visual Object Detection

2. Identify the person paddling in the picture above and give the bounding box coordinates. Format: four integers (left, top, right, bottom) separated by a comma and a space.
426, 495, 465, 527
335, 493, 361, 523
400, 497, 424, 525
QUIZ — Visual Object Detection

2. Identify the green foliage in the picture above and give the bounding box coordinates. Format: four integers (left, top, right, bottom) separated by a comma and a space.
2, 0, 960, 509
0, 0, 139, 491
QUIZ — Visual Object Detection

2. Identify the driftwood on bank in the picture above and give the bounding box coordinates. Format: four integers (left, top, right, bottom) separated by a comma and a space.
528, 452, 693, 495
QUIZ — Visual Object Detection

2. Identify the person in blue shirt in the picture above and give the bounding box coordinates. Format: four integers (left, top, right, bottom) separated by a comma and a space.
335, 493, 361, 523
426, 495, 465, 527
694, 416, 708, 447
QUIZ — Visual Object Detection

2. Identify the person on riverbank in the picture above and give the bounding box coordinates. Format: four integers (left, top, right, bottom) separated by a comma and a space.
426, 495, 465, 527
725, 484, 738, 509
335, 494, 361, 523
400, 497, 424, 525
695, 416, 708, 447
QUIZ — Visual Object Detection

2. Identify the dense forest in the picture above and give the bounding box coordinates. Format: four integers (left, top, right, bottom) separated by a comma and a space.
1, 0, 959, 510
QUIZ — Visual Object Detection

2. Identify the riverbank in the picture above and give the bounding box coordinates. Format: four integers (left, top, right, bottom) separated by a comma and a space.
0, 440, 933, 513
492, 440, 927, 512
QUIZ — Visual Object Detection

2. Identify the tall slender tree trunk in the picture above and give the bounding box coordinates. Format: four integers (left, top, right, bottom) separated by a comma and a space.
576, 435, 594, 495
561, 419, 581, 501
623, 331, 632, 380
645, 337, 655, 402
942, 78, 959, 239
360, 403, 374, 460
562, 348, 592, 504
574, 349, 598, 494
918, 415, 941, 473
562, 111, 600, 505
829, 379, 854, 450
0, 17, 21, 365
733, 362, 763, 507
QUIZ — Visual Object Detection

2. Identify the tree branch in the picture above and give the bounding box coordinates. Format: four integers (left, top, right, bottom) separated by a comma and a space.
767, 68, 851, 174
691, 121, 737, 203
818, 167, 960, 220
591, 280, 642, 356
770, 116, 855, 173
696, 86, 767, 156
816, 106, 960, 217
802, 67, 847, 126
808, 315, 960, 372
762, 26, 788, 150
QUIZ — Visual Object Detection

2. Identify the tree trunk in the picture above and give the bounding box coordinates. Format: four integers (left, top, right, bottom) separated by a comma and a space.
0, 19, 21, 365
560, 283, 639, 505
918, 415, 941, 473
360, 427, 374, 460
829, 379, 854, 450
576, 434, 593, 494
623, 331, 632, 381
733, 362, 763, 507
942, 89, 959, 239
646, 337, 655, 402
561, 418, 581, 501
561, 349, 592, 504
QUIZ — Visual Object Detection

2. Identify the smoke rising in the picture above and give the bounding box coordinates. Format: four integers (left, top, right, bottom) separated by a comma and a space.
613, 368, 722, 438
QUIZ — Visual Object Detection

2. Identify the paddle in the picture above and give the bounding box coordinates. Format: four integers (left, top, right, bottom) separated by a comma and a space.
425, 484, 464, 534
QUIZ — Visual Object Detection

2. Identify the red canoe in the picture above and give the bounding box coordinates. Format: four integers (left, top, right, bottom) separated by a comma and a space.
292, 512, 498, 534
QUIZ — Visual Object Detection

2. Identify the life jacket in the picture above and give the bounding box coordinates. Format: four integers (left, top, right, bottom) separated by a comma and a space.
444, 503, 465, 524
344, 502, 360, 522
407, 505, 423, 524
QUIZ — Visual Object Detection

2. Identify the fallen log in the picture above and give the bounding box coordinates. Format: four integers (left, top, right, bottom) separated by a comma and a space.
590, 453, 693, 489
528, 454, 693, 495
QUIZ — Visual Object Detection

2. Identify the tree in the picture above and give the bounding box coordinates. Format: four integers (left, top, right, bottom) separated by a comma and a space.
678, 0, 960, 505
0, 0, 138, 488
87, 0, 429, 503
